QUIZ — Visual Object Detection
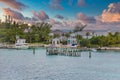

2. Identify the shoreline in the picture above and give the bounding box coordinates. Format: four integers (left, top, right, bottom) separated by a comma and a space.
0, 43, 46, 49
97, 47, 120, 51
1, 43, 120, 51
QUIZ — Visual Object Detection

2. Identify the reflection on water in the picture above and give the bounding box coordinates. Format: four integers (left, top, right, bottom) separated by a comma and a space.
0, 48, 120, 80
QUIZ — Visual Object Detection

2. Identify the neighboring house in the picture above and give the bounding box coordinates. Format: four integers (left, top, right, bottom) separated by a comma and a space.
68, 33, 78, 47
52, 38, 61, 47
94, 31, 108, 36
51, 37, 78, 47
67, 37, 77, 47
72, 30, 109, 39
76, 30, 111, 38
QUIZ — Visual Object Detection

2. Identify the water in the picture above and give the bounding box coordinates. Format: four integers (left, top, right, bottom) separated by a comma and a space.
0, 48, 120, 80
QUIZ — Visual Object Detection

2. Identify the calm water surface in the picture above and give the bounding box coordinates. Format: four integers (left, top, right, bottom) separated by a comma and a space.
0, 48, 120, 80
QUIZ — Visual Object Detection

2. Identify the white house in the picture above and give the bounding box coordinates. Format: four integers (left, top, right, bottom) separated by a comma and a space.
16, 39, 27, 45
15, 39, 29, 49
52, 38, 61, 47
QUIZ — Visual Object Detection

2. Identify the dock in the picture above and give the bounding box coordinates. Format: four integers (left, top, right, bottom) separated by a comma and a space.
46, 47, 81, 57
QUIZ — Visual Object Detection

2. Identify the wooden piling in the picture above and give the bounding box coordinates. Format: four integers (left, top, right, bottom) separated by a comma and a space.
89, 52, 91, 58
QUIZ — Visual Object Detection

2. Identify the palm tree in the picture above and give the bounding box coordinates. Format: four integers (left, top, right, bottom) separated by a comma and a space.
74, 24, 87, 32
92, 31, 95, 36
86, 32, 90, 39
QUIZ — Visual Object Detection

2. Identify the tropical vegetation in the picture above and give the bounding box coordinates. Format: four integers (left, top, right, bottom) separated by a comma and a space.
0, 21, 52, 44
76, 32, 120, 47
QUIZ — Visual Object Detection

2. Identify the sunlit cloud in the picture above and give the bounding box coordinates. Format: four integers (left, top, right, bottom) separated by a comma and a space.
0, 0, 27, 10
101, 2, 120, 23
2, 8, 24, 20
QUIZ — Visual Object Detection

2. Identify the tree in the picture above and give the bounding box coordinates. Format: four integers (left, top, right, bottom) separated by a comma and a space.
80, 38, 90, 47
86, 32, 90, 39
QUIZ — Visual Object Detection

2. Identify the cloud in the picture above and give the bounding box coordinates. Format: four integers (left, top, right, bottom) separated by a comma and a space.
55, 14, 64, 19
0, 0, 27, 10
101, 2, 120, 23
88, 22, 120, 31
2, 8, 49, 23
32, 10, 49, 21
51, 19, 86, 30
77, 13, 96, 23
49, 0, 86, 10
90, 2, 120, 31
2, 8, 37, 24
2, 8, 24, 20
77, 0, 86, 6
49, 0, 63, 10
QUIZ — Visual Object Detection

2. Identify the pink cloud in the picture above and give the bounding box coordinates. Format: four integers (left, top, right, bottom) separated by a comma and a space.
2, 8, 36, 24
77, 13, 96, 23
2, 8, 24, 20
0, 0, 27, 10
33, 10, 49, 21
101, 2, 120, 23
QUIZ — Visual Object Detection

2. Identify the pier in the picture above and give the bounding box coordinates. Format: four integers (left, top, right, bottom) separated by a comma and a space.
46, 47, 81, 57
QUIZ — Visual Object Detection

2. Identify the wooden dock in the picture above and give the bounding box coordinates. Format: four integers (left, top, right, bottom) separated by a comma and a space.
46, 47, 81, 57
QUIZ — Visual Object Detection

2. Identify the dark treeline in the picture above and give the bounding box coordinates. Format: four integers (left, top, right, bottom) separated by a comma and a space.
0, 21, 52, 44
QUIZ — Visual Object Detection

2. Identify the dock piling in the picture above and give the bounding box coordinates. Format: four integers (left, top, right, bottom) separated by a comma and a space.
33, 48, 35, 54
89, 52, 91, 58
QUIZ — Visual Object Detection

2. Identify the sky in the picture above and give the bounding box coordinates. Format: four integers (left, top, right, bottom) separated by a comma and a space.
0, 0, 120, 31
